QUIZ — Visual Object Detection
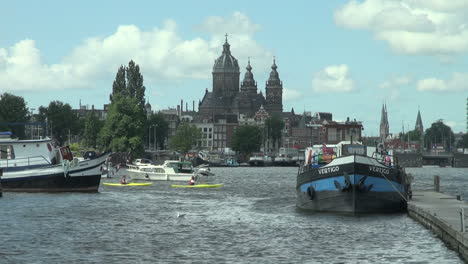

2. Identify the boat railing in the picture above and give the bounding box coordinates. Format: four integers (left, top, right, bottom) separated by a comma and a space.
371, 151, 398, 167
0, 155, 51, 168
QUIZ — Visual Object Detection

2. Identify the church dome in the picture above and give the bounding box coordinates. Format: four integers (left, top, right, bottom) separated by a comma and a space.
213, 37, 239, 73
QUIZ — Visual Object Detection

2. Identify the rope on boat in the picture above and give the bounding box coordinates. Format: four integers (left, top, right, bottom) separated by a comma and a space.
378, 170, 408, 202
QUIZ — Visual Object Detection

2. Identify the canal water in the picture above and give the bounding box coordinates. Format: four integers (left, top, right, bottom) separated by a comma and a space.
0, 167, 464, 263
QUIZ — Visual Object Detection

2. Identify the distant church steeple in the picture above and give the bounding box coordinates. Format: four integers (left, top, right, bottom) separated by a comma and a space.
265, 57, 283, 115
415, 109, 423, 134
240, 58, 257, 94
380, 103, 389, 141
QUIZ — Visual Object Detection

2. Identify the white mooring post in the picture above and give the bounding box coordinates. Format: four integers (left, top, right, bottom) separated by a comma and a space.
461, 207, 466, 233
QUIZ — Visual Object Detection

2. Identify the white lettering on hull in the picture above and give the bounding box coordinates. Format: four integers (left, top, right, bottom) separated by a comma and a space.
369, 166, 389, 175
318, 166, 339, 175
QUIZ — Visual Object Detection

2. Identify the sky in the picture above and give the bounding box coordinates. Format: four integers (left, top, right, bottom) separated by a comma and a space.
1, 0, 468, 136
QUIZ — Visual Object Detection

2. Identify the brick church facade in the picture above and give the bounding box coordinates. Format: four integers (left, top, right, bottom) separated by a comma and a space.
196, 37, 283, 122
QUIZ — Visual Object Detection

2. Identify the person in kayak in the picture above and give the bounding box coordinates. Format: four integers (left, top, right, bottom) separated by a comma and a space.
120, 175, 128, 185
188, 176, 195, 185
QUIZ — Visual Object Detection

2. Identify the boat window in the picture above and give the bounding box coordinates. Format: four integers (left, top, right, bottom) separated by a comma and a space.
0, 145, 15, 159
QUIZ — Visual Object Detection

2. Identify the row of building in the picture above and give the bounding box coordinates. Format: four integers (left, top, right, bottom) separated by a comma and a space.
72, 36, 365, 153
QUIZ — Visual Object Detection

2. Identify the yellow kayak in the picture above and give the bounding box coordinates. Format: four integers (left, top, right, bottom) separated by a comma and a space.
103, 182, 153, 187
171, 183, 223, 188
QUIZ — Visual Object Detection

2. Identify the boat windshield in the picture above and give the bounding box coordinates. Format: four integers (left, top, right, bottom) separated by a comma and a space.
166, 162, 193, 173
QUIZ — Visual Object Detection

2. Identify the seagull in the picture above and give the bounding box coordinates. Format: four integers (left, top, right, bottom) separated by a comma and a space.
176, 212, 186, 218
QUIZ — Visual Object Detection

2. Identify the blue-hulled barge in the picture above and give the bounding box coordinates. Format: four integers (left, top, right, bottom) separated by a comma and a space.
296, 142, 411, 213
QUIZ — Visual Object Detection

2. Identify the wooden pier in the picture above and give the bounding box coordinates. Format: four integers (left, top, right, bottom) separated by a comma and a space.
408, 176, 468, 261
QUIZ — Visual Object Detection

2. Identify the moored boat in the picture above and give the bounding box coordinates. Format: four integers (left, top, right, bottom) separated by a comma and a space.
126, 160, 202, 181
248, 153, 272, 166
0, 133, 110, 192
296, 141, 411, 213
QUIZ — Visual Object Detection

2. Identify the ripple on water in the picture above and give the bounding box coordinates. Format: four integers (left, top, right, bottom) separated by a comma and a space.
0, 167, 463, 263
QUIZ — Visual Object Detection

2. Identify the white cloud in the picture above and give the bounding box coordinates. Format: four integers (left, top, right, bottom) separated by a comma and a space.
0, 12, 272, 92
283, 88, 301, 101
417, 72, 468, 91
444, 120, 457, 128
312, 64, 354, 92
335, 0, 468, 55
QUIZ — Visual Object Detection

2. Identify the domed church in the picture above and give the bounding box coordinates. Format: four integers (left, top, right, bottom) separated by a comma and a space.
196, 36, 283, 121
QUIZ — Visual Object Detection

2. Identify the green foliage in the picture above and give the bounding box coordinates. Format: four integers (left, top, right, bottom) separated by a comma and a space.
400, 129, 422, 142
37, 101, 79, 145
98, 96, 146, 156
83, 110, 102, 148
0, 93, 29, 138
424, 120, 455, 150
408, 129, 422, 141
232, 125, 263, 156
457, 134, 468, 149
169, 123, 201, 154
110, 60, 146, 110
147, 112, 169, 150
101, 60, 147, 157
69, 142, 82, 152
264, 114, 284, 150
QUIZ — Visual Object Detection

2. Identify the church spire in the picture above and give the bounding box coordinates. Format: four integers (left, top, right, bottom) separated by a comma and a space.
415, 109, 423, 134
380, 103, 389, 141
222, 33, 231, 55
265, 56, 283, 114
240, 57, 257, 93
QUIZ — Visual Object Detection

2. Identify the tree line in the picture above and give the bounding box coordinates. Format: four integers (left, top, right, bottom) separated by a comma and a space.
4, 59, 463, 159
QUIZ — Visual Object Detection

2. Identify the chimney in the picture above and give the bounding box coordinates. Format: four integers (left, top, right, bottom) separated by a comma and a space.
193, 100, 195, 112
177, 105, 181, 117
181, 100, 183, 113
186, 102, 188, 112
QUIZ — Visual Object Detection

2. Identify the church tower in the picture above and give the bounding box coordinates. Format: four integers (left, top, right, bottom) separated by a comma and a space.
212, 35, 240, 98
379, 104, 389, 141
415, 109, 423, 134
265, 58, 283, 115
240, 59, 257, 94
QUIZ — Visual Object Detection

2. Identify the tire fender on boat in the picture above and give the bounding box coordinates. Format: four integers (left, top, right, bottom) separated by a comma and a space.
307, 186, 315, 200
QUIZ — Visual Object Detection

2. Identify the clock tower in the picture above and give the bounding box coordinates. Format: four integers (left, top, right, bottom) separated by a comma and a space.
265, 58, 283, 115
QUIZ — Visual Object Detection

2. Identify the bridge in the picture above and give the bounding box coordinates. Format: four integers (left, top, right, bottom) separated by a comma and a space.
421, 152, 453, 167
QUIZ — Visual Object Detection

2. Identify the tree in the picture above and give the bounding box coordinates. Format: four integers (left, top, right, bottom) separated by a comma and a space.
232, 125, 262, 157
457, 134, 468, 149
169, 123, 201, 154
264, 114, 284, 151
37, 101, 79, 145
147, 112, 169, 150
83, 110, 103, 148
98, 96, 145, 155
100, 60, 147, 157
424, 120, 455, 151
0, 93, 29, 139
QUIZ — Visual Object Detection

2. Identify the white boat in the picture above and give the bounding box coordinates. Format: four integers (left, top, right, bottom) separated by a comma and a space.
126, 160, 201, 181
0, 132, 109, 192
273, 155, 292, 166
133, 158, 152, 166
248, 153, 273, 166
195, 164, 215, 176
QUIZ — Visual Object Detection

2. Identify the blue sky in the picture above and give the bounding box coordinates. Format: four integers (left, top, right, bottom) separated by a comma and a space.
1, 0, 467, 136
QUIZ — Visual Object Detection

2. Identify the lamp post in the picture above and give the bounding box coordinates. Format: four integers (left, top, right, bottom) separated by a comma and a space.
153, 125, 157, 151
148, 125, 151, 150
151, 124, 158, 151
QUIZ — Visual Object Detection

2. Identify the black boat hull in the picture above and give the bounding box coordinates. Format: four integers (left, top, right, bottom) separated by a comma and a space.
296, 155, 410, 213
1, 153, 109, 193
